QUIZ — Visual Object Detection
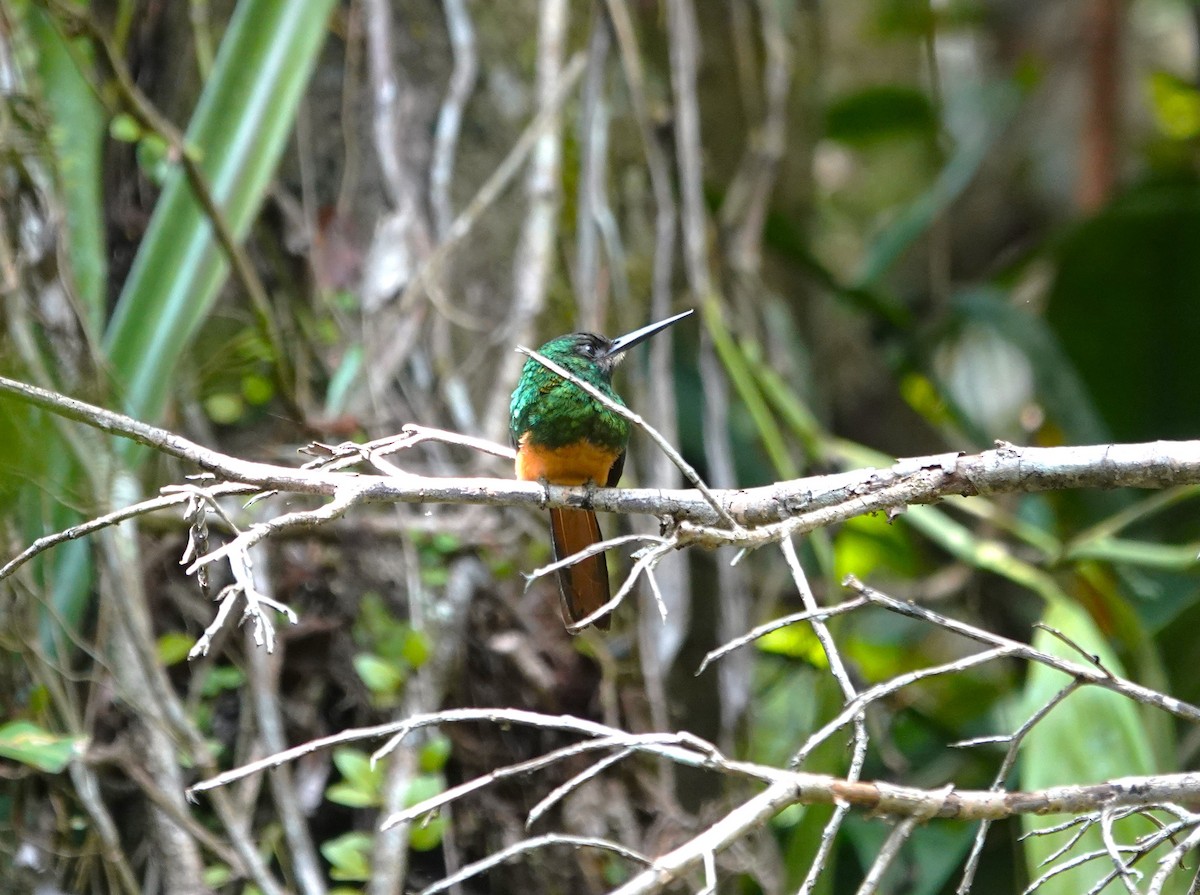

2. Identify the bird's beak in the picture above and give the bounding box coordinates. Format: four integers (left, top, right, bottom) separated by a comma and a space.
603, 309, 694, 358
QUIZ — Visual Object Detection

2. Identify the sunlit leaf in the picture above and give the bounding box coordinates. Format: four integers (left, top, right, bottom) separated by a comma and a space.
0, 720, 85, 773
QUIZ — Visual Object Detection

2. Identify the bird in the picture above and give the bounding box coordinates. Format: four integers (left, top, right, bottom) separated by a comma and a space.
509, 309, 693, 630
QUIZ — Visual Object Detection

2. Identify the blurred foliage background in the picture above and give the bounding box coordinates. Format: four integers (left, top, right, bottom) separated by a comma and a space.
2, 0, 1200, 893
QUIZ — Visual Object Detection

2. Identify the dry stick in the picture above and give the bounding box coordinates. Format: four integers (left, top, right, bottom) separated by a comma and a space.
242, 542, 327, 895
666, 0, 712, 300
1023, 846, 1139, 895
12, 374, 1200, 530
517, 346, 737, 529
525, 533, 669, 586
189, 708, 744, 797
566, 540, 676, 631
1149, 823, 1200, 895
844, 575, 1200, 725
401, 51, 587, 315
695, 597, 868, 675
1029, 813, 1103, 867
954, 681, 1082, 894
1101, 808, 1143, 895
856, 817, 919, 895
1080, 812, 1200, 895
790, 647, 1013, 769
380, 732, 709, 831
525, 747, 634, 829
781, 538, 870, 895
608, 0, 689, 771
416, 834, 652, 895
299, 425, 513, 475
698, 849, 717, 895
187, 708, 1200, 824
0, 489, 216, 581
574, 5, 612, 330
430, 0, 478, 239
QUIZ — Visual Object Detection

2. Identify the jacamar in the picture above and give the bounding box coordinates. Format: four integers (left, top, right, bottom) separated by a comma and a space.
510, 309, 693, 630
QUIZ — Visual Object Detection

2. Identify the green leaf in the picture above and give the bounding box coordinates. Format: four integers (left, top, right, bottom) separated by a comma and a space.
0, 720, 85, 773
324, 346, 364, 416
240, 372, 274, 406
156, 632, 194, 666
825, 86, 936, 147
833, 514, 920, 581
203, 392, 244, 425
321, 832, 373, 882
332, 748, 383, 792
203, 864, 233, 887
324, 782, 379, 809
404, 773, 445, 808
352, 653, 404, 695
103, 0, 338, 440
135, 133, 173, 185
854, 83, 1020, 289
408, 815, 447, 852
200, 665, 245, 697
327, 747, 382, 806
1148, 71, 1200, 140
26, 4, 107, 330
418, 735, 452, 773
756, 625, 827, 668
109, 112, 143, 143
401, 630, 431, 669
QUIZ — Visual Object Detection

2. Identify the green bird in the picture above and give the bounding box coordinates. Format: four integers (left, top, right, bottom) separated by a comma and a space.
510, 309, 693, 630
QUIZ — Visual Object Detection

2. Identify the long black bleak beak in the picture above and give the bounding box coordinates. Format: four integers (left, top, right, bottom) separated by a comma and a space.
603, 309, 694, 359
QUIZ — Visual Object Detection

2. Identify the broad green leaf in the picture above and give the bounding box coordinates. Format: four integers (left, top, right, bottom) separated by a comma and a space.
401, 630, 432, 669
1048, 185, 1200, 441
1019, 602, 1167, 894
104, 0, 337, 439
0, 720, 85, 773
26, 3, 107, 331
833, 513, 920, 581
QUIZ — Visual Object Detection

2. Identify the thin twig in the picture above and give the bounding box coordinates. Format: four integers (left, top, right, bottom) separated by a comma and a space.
430, 0, 478, 239
695, 597, 868, 675
417, 834, 652, 895
855, 817, 919, 895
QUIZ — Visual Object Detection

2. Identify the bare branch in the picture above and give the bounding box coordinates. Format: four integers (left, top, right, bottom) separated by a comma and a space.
416, 834, 652, 895
11, 377, 1200, 539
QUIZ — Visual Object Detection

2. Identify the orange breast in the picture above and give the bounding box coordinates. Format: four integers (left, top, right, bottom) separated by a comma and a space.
515, 435, 621, 485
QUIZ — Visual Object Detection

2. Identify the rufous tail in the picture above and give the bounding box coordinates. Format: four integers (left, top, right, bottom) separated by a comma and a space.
548, 507, 611, 630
